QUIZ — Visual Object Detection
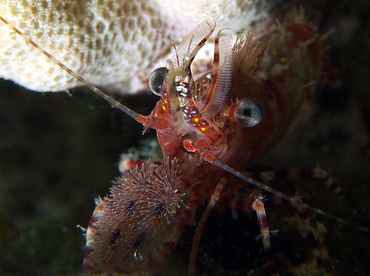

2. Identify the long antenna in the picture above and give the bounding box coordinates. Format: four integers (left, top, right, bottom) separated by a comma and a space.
0, 16, 145, 124
212, 159, 370, 234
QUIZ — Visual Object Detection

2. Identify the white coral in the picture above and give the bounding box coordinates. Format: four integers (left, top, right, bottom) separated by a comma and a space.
0, 0, 272, 93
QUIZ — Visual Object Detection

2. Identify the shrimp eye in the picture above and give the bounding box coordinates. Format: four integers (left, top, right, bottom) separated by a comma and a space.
237, 98, 263, 127
149, 67, 167, 96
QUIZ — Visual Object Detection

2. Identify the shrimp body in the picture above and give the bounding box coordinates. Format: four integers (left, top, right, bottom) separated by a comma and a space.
83, 12, 334, 274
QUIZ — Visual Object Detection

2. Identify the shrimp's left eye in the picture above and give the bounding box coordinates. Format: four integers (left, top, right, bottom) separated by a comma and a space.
237, 98, 264, 127
149, 67, 167, 96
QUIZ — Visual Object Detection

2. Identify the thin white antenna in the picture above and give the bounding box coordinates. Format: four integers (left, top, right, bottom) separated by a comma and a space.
0, 16, 143, 123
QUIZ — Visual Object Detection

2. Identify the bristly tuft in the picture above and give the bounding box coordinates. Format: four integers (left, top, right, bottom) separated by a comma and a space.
85, 157, 183, 272
233, 32, 262, 76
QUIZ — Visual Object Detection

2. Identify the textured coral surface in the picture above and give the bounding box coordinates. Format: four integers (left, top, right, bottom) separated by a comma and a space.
0, 0, 370, 275
0, 0, 271, 93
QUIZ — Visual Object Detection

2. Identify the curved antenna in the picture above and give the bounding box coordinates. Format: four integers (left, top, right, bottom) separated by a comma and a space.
201, 29, 234, 116
152, 30, 180, 67
173, 17, 216, 67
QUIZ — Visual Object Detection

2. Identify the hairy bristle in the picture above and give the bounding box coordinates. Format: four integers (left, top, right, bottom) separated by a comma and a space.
86, 157, 183, 271
233, 32, 261, 75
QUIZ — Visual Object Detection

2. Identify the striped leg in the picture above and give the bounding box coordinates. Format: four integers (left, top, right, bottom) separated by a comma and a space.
218, 191, 278, 275
252, 196, 278, 276
245, 167, 342, 268
246, 168, 344, 268
218, 188, 326, 272
217, 180, 327, 275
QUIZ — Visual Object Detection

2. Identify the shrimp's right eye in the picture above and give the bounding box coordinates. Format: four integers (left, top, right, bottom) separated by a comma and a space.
149, 67, 167, 96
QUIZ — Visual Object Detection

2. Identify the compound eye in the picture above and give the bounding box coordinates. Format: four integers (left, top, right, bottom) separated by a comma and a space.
237, 98, 263, 127
149, 67, 167, 96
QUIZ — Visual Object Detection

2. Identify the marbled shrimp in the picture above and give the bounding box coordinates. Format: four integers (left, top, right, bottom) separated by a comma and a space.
0, 8, 369, 276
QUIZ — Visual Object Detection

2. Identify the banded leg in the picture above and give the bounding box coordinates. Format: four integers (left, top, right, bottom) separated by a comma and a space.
244, 167, 342, 268
252, 196, 278, 276
219, 188, 325, 274
218, 191, 278, 276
